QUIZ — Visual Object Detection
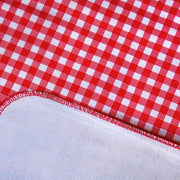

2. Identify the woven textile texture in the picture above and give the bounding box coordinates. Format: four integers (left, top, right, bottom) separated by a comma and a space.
0, 0, 180, 143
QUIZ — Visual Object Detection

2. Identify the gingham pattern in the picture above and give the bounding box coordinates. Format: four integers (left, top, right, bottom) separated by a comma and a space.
0, 0, 180, 143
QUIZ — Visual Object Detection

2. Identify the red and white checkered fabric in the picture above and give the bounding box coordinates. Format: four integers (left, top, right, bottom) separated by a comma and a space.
0, 0, 180, 143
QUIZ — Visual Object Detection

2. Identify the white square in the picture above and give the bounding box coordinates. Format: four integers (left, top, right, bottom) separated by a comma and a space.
173, 134, 180, 142
17, 40, 25, 48
45, 51, 53, 59
43, 20, 52, 28
130, 42, 139, 50
161, 84, 169, 91
67, 75, 75, 83
117, 36, 125, 44
89, 99, 97, 107
125, 54, 133, 62
90, 25, 98, 33
163, 40, 171, 48
164, 115, 172, 123
63, 13, 71, 22
160, 11, 168, 19
3, 34, 12, 42
21, 0, 30, 5
116, 111, 125, 119
138, 59, 147, 68
86, 68, 95, 76
177, 46, 180, 53
54, 0, 63, 3
121, 98, 130, 106
68, 1, 77, 9
169, 102, 178, 110
154, 23, 163, 31
24, 27, 32, 35
144, 47, 152, 55
32, 76, 41, 85
36, 2, 44, 10
18, 70, 27, 78
11, 53, 19, 60
127, 85, 135, 94
111, 48, 120, 56
142, 17, 150, 25
106, 61, 114, 69
147, 78, 155, 86
0, 17, 4, 24
64, 44, 73, 52
72, 62, 81, 71
155, 96, 164, 105
95, 86, 103, 94
74, 94, 83, 102
0, 78, 7, 86
15, 9, 24, 17
57, 25, 65, 34
150, 110, 159, 118
39, 64, 47, 72
157, 52, 166, 61
168, 28, 177, 36
149, 34, 158, 43
70, 31, 79, 40
95, 12, 104, 21
103, 30, 112, 39
100, 73, 108, 81
97, 42, 106, 51
152, 65, 161, 74
5, 65, 13, 73
136, 104, 145, 111
0, 47, 5, 55
25, 58, 33, 66
115, 6, 123, 14
101, 1, 110, 8
109, 18, 118, 26
1, 3, 10, 11
31, 45, 39, 53
120, 67, 128, 75
175, 89, 180, 97
114, 79, 122, 88
165, 0, 173, 6
145, 123, 153, 131
30, 14, 38, 22
82, 7, 91, 15
174, 16, 180, 24
130, 117, 139, 126
9, 22, 18, 29
51, 38, 59, 46
12, 83, 21, 92
92, 55, 100, 63
133, 0, 142, 8
136, 29, 144, 37
37, 32, 46, 40
46, 82, 55, 91
58, 57, 67, 65
80, 80, 89, 89
60, 88, 69, 96
128, 12, 136, 20
141, 91, 150, 99
52, 69, 61, 78
84, 37, 92, 45
78, 50, 86, 58
166, 70, 175, 79
76, 19, 85, 27
133, 72, 141, 80
123, 24, 131, 32
49, 8, 58, 16
102, 105, 110, 113
159, 129, 167, 137
108, 92, 116, 101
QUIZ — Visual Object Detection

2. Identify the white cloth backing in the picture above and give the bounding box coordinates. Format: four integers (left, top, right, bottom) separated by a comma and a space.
0, 96, 179, 180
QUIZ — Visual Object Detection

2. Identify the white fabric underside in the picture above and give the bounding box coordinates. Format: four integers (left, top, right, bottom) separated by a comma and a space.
0, 96, 179, 180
